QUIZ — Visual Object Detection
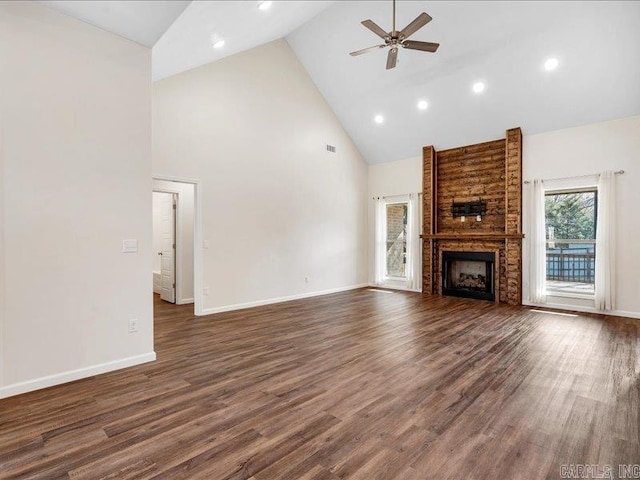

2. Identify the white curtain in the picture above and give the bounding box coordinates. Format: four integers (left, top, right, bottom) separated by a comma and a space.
406, 193, 422, 290
374, 197, 387, 284
595, 171, 616, 310
529, 179, 547, 303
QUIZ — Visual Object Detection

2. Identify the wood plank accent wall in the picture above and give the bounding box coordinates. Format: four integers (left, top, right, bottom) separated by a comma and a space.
422, 146, 436, 294
436, 140, 506, 233
421, 128, 523, 305
505, 128, 523, 305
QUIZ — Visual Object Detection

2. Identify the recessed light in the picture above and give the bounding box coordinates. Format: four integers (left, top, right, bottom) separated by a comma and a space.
544, 57, 559, 71
472, 81, 486, 94
212, 39, 225, 49
417, 99, 429, 110
257, 1, 273, 10
374, 114, 384, 125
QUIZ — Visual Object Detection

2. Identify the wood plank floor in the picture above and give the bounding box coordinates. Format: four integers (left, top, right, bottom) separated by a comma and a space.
1, 289, 639, 479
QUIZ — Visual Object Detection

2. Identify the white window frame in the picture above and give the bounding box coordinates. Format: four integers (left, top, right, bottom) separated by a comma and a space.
380, 195, 410, 287
544, 185, 598, 299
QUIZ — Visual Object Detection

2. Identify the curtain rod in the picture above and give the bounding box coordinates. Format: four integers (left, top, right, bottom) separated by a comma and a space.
372, 193, 422, 200
523, 170, 625, 184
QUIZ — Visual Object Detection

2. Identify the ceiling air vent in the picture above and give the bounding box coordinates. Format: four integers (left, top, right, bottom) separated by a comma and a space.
326, 144, 336, 153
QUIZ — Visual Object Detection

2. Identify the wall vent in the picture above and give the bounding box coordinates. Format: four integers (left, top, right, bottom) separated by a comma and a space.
326, 144, 336, 153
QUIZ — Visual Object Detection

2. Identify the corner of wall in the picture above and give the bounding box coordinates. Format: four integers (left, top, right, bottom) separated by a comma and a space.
1, 3, 153, 394
0, 104, 4, 388
153, 39, 369, 311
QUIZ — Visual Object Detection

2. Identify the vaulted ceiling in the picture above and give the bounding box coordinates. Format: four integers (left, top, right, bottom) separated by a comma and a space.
152, 1, 334, 81
40, 1, 336, 80
40, 1, 640, 165
40, 1, 191, 47
287, 1, 640, 163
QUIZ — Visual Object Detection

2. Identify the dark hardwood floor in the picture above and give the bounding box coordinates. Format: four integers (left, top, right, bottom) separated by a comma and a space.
1, 289, 638, 479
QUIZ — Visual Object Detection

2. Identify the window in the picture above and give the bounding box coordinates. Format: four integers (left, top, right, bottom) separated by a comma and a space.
545, 188, 597, 295
385, 201, 408, 278
374, 193, 420, 290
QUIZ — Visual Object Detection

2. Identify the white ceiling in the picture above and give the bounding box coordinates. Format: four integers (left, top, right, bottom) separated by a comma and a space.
39, 1, 640, 165
287, 1, 640, 163
40, 1, 190, 47
152, 1, 334, 81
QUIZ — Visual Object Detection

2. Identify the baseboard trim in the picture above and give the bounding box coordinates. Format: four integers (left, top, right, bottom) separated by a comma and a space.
199, 283, 369, 316
177, 298, 194, 305
523, 301, 640, 320
367, 282, 422, 293
0, 352, 156, 399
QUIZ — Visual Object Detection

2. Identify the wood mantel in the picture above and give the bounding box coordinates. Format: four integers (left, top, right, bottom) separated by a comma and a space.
421, 233, 524, 240
422, 127, 523, 305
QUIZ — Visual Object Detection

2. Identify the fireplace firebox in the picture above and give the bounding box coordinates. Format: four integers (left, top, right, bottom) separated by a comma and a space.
442, 251, 495, 301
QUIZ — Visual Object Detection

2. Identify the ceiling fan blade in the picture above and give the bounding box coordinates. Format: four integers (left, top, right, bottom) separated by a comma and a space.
386, 47, 398, 70
399, 12, 432, 39
361, 19, 389, 40
349, 44, 386, 57
402, 40, 440, 53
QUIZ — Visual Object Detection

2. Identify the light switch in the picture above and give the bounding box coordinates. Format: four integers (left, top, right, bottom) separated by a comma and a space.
122, 239, 138, 253
203, 240, 210, 249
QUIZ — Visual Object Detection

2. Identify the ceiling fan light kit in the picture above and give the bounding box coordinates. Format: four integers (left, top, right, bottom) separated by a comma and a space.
350, 0, 440, 70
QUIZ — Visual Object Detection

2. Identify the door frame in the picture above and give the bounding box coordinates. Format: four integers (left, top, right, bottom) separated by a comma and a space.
152, 175, 203, 315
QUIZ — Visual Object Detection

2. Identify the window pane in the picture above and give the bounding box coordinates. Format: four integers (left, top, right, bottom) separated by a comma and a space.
544, 190, 596, 294
386, 203, 408, 278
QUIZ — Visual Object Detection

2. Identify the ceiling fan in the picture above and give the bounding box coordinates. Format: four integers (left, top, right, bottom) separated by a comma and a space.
349, 0, 440, 70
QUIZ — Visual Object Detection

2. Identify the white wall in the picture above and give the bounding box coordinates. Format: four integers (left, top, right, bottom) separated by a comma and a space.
367, 156, 422, 285
0, 3, 154, 397
523, 115, 640, 318
153, 180, 195, 304
0, 87, 5, 388
153, 39, 368, 313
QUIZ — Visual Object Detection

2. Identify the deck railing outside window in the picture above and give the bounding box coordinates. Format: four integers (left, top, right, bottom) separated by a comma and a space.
546, 239, 595, 293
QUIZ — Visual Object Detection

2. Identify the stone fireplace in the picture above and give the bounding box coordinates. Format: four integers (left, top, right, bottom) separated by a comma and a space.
442, 251, 495, 301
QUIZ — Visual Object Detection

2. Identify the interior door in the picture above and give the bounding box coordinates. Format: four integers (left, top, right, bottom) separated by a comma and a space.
160, 193, 177, 303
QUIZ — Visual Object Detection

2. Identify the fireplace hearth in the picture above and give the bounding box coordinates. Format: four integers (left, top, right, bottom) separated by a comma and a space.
442, 251, 495, 301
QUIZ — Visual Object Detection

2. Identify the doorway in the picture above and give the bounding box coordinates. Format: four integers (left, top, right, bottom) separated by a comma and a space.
152, 178, 197, 309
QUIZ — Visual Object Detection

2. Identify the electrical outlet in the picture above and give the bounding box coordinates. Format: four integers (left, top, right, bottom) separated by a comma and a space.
203, 286, 210, 296
128, 319, 139, 333
304, 276, 310, 284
